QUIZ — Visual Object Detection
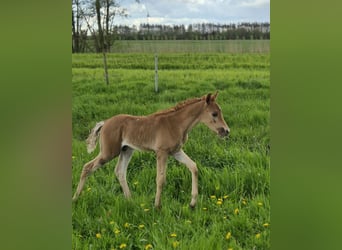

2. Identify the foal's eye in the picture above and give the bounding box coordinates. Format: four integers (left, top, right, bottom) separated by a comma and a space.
212, 112, 218, 117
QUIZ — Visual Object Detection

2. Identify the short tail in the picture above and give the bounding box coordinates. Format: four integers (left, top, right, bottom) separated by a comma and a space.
86, 121, 105, 153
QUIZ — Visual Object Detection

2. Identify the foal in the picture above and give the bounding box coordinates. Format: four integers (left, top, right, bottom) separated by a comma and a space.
72, 92, 230, 208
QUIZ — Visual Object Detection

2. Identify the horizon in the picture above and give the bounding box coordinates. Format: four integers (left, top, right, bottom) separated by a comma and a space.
112, 21, 270, 29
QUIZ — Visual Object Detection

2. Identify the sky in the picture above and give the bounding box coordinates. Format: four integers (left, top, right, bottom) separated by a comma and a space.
116, 0, 270, 27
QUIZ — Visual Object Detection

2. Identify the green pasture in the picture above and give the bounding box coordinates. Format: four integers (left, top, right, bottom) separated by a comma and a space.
72, 49, 270, 249
110, 40, 269, 53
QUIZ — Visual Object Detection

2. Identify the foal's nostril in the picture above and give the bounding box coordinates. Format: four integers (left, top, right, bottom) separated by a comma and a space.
218, 127, 229, 137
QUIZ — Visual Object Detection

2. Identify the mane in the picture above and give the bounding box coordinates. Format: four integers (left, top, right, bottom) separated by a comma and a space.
152, 96, 205, 116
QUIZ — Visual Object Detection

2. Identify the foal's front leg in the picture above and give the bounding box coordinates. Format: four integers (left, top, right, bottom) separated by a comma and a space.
155, 151, 168, 208
173, 150, 198, 208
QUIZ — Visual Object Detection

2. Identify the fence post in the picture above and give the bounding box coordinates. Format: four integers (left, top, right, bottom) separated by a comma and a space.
154, 54, 158, 92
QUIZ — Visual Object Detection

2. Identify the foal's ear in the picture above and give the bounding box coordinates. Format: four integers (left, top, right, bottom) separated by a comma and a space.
206, 93, 212, 104
212, 91, 219, 100
206, 91, 218, 104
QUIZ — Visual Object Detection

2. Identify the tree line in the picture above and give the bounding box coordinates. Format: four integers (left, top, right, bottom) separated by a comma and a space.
114, 22, 270, 41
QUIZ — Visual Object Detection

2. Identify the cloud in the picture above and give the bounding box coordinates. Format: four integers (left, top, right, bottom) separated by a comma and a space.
117, 0, 269, 26
239, 0, 269, 7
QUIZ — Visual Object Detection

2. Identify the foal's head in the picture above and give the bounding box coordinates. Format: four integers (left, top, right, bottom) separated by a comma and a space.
200, 92, 230, 138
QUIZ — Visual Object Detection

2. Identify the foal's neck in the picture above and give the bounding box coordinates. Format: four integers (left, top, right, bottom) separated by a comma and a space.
170, 100, 205, 133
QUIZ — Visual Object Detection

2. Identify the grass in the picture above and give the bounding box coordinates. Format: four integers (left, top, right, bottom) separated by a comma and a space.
72, 47, 270, 249
110, 40, 270, 53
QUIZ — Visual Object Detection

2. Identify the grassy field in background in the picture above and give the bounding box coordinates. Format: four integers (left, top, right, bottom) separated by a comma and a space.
72, 44, 270, 249
109, 40, 269, 53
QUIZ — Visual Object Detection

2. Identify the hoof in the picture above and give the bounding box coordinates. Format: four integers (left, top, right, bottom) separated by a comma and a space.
154, 202, 162, 210
189, 204, 196, 210
155, 205, 162, 211
72, 196, 78, 202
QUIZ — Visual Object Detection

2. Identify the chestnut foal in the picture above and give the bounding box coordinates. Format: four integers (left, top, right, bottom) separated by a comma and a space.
72, 92, 230, 208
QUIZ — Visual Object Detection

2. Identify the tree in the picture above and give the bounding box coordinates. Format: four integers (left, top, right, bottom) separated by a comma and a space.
79, 0, 139, 84
95, 0, 109, 84
72, 0, 88, 53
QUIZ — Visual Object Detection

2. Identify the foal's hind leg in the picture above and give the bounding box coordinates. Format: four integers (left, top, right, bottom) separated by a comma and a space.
72, 154, 111, 201
115, 147, 134, 198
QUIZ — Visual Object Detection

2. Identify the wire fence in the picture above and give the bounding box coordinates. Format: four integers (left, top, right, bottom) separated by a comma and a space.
75, 40, 270, 54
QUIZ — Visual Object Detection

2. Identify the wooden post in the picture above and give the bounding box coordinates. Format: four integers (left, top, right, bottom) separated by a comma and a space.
103, 51, 109, 85
154, 54, 158, 92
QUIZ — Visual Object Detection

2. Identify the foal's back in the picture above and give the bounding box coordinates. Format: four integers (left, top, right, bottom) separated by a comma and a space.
101, 114, 160, 153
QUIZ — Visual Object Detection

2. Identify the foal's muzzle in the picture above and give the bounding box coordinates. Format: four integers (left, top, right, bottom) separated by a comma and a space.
218, 127, 230, 137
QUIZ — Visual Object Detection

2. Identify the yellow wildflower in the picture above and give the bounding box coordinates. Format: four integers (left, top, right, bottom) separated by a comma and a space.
119, 243, 127, 249
95, 233, 101, 238
110, 221, 115, 225
114, 229, 120, 234
228, 248, 233, 250
202, 207, 208, 211
223, 195, 229, 199
216, 200, 223, 205
124, 222, 130, 228
242, 200, 247, 205
225, 232, 231, 240
263, 223, 270, 227
210, 195, 216, 199
170, 233, 177, 237
234, 208, 239, 215
255, 233, 261, 239
257, 202, 263, 206
87, 187, 91, 192
144, 208, 150, 212
138, 224, 145, 229
172, 241, 180, 248
145, 244, 153, 249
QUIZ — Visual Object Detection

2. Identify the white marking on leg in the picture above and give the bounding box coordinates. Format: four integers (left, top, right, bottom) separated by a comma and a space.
173, 150, 198, 207
73, 155, 104, 201
115, 148, 134, 198
155, 152, 168, 208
